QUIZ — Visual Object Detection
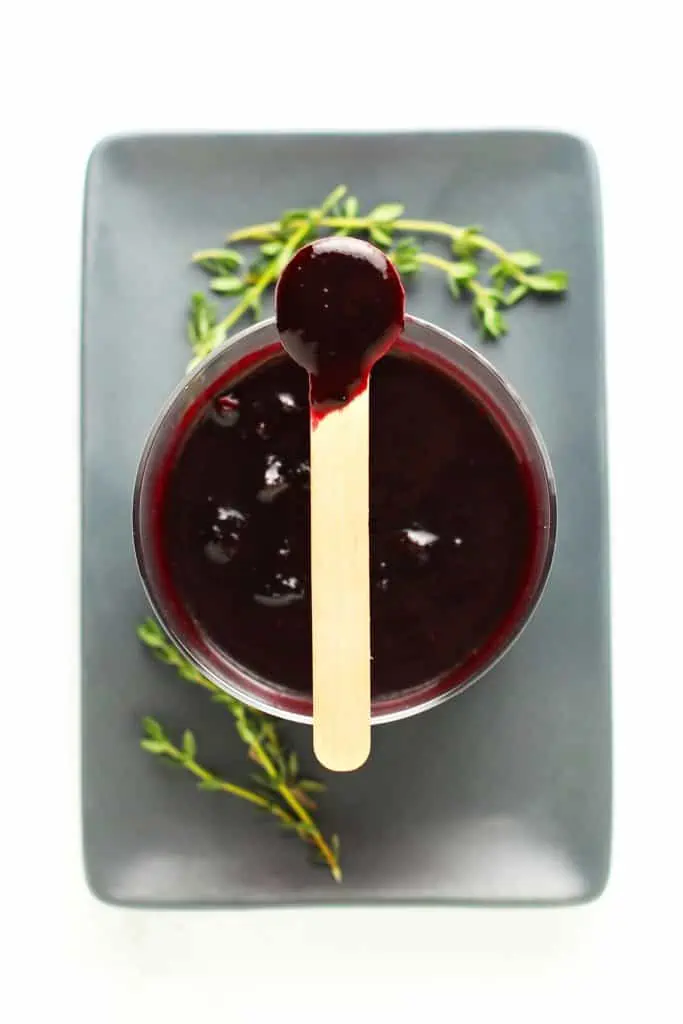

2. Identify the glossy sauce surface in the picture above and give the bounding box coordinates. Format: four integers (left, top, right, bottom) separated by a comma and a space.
159, 352, 535, 696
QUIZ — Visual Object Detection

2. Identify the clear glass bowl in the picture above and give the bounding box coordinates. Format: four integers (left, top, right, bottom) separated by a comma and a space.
133, 315, 557, 724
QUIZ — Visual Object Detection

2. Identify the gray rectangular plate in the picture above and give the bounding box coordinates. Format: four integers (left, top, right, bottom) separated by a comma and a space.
82, 131, 610, 906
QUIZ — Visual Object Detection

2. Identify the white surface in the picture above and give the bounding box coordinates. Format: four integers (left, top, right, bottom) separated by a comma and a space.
3, 0, 682, 1018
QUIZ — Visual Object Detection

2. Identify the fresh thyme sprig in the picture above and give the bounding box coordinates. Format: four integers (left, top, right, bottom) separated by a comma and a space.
187, 185, 347, 368
138, 619, 341, 882
185, 185, 569, 365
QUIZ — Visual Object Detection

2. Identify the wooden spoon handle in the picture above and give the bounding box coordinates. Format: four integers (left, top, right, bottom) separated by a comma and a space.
309, 386, 371, 771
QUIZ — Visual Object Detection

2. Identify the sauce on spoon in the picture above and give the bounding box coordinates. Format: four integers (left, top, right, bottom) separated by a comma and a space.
276, 236, 405, 417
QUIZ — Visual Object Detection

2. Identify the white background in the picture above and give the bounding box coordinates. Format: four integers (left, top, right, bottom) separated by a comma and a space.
3, 1, 682, 1019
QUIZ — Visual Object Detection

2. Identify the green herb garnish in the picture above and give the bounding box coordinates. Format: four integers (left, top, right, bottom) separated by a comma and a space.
186, 185, 347, 368
138, 619, 341, 882
186, 184, 568, 366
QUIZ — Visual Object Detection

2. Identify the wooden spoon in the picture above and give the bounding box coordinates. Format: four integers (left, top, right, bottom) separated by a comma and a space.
276, 237, 405, 771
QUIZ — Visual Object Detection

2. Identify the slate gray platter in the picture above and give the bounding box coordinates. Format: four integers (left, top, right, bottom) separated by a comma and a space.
81, 131, 610, 906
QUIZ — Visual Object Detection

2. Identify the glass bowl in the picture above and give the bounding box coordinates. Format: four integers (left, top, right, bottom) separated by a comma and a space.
133, 315, 557, 724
